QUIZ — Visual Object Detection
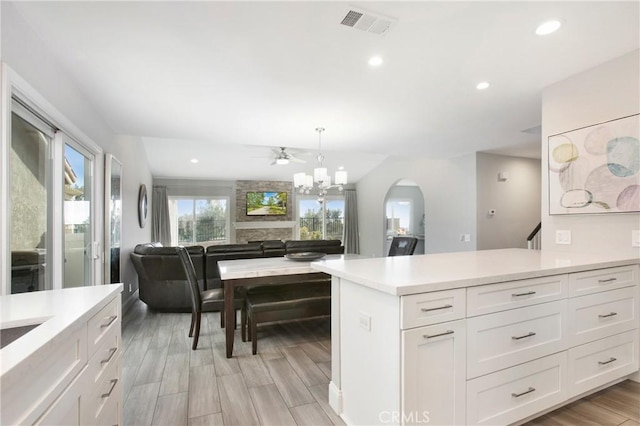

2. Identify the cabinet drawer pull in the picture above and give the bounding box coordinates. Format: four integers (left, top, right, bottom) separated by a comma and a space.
423, 330, 454, 339
421, 304, 453, 312
598, 357, 617, 365
598, 312, 618, 318
100, 315, 118, 328
511, 387, 536, 398
598, 278, 617, 284
512, 331, 536, 340
101, 347, 118, 365
512, 291, 536, 297
101, 379, 118, 398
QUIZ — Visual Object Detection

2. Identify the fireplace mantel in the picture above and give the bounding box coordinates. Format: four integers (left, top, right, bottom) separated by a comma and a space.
233, 221, 296, 230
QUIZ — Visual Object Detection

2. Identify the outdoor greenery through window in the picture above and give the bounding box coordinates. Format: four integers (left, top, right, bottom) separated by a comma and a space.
169, 197, 229, 246
298, 197, 344, 241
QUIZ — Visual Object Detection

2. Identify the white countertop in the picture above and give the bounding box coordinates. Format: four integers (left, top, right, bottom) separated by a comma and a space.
218, 254, 363, 280
311, 249, 640, 296
0, 284, 123, 376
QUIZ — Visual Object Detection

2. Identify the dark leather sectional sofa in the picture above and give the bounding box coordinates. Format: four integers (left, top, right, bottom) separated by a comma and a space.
130, 239, 344, 311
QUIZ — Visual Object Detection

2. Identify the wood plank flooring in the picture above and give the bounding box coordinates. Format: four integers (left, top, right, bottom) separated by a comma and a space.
122, 299, 639, 425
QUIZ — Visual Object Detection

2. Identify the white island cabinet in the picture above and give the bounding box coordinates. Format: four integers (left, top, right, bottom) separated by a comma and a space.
312, 249, 639, 426
1, 284, 123, 426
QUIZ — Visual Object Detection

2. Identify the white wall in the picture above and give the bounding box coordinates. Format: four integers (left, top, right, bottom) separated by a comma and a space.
1, 3, 153, 305
356, 154, 477, 257
1, 2, 112, 146
111, 136, 152, 302
476, 153, 541, 250
541, 50, 640, 257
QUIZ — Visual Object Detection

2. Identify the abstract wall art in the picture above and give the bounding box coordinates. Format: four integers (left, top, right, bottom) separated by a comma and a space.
548, 114, 640, 215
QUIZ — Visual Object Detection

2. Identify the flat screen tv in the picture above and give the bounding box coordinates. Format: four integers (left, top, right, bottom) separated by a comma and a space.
246, 191, 287, 216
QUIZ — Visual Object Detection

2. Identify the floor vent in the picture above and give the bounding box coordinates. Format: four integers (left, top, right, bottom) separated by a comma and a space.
340, 8, 395, 35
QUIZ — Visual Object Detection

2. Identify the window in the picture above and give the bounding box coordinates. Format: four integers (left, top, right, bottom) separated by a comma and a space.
298, 196, 344, 241
386, 199, 412, 236
168, 197, 229, 246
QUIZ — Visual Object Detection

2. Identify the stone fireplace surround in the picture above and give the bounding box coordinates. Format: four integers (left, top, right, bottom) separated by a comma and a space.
234, 180, 294, 243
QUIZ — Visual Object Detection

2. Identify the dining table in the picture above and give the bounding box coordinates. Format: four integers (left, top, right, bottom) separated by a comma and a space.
218, 254, 358, 358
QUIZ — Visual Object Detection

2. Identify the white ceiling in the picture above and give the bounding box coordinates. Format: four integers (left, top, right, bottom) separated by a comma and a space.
11, 1, 640, 181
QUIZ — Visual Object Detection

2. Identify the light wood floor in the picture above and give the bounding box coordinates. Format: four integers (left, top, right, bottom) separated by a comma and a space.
122, 299, 639, 426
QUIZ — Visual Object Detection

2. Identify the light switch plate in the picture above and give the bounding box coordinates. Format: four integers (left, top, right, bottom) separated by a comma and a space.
358, 312, 371, 331
556, 230, 571, 245
632, 230, 640, 247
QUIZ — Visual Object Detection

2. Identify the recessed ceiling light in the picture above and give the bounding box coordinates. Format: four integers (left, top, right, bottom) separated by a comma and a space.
476, 81, 490, 90
190, 158, 199, 164
536, 20, 562, 36
368, 56, 383, 67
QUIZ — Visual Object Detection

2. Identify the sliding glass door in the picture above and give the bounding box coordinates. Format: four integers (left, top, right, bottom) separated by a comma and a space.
63, 142, 95, 288
9, 102, 55, 293
6, 95, 101, 293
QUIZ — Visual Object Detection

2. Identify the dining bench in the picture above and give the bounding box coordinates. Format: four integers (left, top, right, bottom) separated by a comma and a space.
243, 279, 331, 354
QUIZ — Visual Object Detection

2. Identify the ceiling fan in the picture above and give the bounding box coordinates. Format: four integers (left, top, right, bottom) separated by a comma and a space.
271, 147, 307, 165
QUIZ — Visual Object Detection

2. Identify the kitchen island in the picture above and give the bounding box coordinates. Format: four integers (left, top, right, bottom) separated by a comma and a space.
1, 284, 123, 425
312, 249, 639, 425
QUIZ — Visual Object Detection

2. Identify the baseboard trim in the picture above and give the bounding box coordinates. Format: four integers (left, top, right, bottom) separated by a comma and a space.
122, 289, 139, 316
329, 381, 343, 415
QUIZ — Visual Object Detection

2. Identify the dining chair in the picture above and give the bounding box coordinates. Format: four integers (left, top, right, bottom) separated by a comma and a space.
388, 236, 418, 256
176, 246, 245, 350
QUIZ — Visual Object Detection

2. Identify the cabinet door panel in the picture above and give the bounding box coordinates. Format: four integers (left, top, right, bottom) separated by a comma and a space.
402, 320, 466, 426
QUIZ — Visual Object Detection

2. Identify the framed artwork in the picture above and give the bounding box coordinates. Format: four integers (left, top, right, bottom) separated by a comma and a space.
548, 114, 640, 215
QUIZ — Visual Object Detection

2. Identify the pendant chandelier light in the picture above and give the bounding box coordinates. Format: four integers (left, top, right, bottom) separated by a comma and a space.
293, 127, 348, 203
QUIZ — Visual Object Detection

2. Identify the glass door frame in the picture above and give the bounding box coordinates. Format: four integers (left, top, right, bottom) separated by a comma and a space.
1, 64, 104, 293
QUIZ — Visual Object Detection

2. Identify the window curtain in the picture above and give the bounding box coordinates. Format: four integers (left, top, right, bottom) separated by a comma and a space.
343, 189, 360, 254
151, 186, 171, 246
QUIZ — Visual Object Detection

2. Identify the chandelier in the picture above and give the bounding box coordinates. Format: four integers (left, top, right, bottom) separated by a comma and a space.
293, 127, 348, 203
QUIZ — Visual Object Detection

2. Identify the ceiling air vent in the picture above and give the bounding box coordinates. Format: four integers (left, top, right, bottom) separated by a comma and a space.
340, 8, 395, 35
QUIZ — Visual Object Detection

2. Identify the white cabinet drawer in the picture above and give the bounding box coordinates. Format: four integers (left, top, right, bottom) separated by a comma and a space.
467, 275, 567, 317
82, 354, 121, 426
569, 265, 639, 297
401, 288, 465, 329
88, 297, 120, 358
568, 286, 638, 347
87, 325, 120, 386
466, 352, 567, 426
467, 300, 567, 379
568, 330, 639, 398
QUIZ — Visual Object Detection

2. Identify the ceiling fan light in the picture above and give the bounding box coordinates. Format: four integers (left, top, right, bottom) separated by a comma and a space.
276, 158, 289, 165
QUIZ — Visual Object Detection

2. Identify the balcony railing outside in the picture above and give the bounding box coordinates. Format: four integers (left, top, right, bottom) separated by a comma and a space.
178, 217, 226, 245
299, 217, 344, 241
